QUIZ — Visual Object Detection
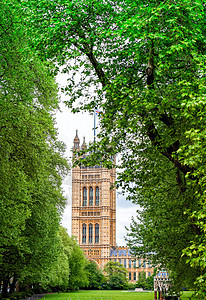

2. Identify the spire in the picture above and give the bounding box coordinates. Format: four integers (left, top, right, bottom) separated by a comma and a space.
73, 130, 80, 150
81, 136, 86, 150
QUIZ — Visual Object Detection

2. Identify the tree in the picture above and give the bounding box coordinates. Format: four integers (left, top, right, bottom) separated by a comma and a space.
34, 228, 70, 292
0, 1, 68, 296
29, 227, 89, 292
59, 227, 89, 291
22, 0, 206, 295
85, 260, 104, 290
43, 227, 89, 292
135, 272, 154, 290
104, 261, 128, 290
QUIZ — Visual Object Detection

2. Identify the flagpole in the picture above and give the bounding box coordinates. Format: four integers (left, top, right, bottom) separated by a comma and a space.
94, 108, 96, 143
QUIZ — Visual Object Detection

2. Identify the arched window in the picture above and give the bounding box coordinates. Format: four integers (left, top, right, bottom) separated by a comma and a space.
83, 187, 87, 206
82, 224, 86, 243
89, 224, 93, 243
89, 187, 93, 206
124, 259, 127, 268
95, 186, 99, 206
95, 224, 99, 243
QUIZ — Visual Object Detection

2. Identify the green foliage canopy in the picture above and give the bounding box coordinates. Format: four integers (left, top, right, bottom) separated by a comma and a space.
84, 260, 104, 290
0, 0, 68, 296
44, 227, 90, 291
103, 261, 128, 290
22, 0, 206, 295
59, 227, 89, 291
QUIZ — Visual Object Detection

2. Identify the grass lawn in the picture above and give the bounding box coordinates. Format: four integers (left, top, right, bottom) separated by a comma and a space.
43, 290, 196, 300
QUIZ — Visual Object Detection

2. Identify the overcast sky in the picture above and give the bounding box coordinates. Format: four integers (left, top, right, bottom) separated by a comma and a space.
55, 72, 137, 246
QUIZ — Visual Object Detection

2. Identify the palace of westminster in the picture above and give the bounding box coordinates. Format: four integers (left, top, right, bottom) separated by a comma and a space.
71, 131, 154, 282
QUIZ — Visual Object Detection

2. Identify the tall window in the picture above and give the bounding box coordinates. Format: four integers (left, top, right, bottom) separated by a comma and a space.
89, 224, 93, 243
83, 187, 87, 206
89, 187, 93, 206
133, 260, 136, 268
134, 272, 136, 281
138, 259, 142, 268
124, 259, 126, 268
129, 259, 131, 268
129, 272, 131, 280
82, 224, 86, 243
95, 186, 100, 205
95, 224, 99, 243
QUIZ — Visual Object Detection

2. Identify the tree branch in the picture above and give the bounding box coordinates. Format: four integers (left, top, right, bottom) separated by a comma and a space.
146, 119, 192, 175
85, 50, 108, 87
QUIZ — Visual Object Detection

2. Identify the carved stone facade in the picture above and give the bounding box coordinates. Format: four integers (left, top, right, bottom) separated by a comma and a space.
72, 131, 154, 282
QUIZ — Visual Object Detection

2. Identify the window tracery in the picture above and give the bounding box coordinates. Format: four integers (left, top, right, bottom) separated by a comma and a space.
89, 224, 93, 243
83, 187, 87, 206
89, 187, 93, 205
95, 224, 99, 243
82, 224, 86, 243
95, 186, 99, 205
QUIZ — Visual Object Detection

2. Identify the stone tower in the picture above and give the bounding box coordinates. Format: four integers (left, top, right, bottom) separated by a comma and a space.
71, 131, 116, 268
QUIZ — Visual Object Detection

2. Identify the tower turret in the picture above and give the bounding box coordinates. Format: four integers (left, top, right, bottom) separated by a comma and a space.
81, 136, 86, 150
73, 130, 80, 150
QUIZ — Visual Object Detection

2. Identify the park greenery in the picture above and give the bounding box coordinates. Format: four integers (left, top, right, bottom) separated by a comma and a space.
103, 261, 129, 290
0, 0, 205, 298
102, 261, 153, 291
85, 261, 104, 290
0, 1, 90, 297
27, 290, 198, 300
0, 0, 68, 297
20, 0, 206, 296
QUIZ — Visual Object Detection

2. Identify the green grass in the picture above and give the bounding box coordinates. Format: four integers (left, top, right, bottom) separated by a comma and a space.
43, 290, 153, 300
43, 290, 196, 300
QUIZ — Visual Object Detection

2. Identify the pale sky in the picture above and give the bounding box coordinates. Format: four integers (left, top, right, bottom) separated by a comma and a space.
55, 72, 137, 246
